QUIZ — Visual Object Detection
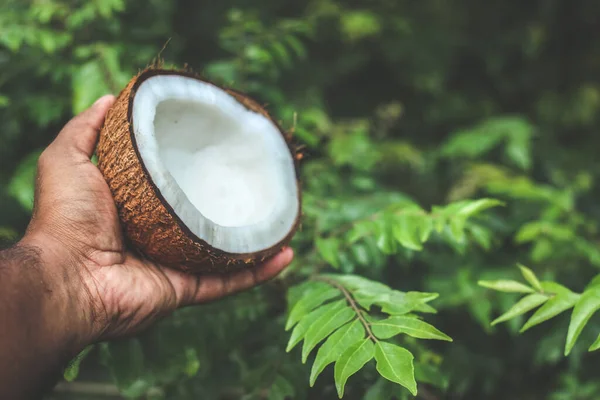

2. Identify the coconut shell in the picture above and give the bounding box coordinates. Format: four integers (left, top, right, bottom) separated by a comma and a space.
96, 68, 300, 273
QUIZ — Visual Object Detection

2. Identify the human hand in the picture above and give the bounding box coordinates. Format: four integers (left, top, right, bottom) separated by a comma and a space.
21, 95, 294, 350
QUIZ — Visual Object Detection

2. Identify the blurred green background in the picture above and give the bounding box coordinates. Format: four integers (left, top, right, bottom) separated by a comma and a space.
2, 0, 600, 399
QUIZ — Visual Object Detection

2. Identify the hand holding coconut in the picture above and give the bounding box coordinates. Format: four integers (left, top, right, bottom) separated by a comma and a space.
0, 94, 294, 399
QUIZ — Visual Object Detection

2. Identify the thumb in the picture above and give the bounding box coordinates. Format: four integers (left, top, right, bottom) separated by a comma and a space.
51, 95, 116, 159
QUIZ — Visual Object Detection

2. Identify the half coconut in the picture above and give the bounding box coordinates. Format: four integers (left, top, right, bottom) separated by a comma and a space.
97, 68, 300, 272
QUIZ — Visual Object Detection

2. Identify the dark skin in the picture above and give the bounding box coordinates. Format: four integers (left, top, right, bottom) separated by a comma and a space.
0, 95, 294, 400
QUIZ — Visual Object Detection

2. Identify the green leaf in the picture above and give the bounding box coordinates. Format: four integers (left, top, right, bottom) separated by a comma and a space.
334, 339, 375, 398
505, 120, 533, 170
518, 264, 542, 292
0, 227, 17, 241
419, 217, 433, 243
448, 217, 467, 243
204, 61, 238, 83
441, 127, 505, 158
316, 237, 342, 268
103, 339, 152, 398
328, 125, 379, 169
478, 280, 534, 293
72, 61, 111, 114
540, 281, 574, 294
310, 320, 364, 386
349, 242, 374, 266
442, 117, 532, 164
268, 375, 295, 400
521, 291, 579, 332
286, 284, 340, 330
588, 333, 600, 352
376, 219, 397, 255
392, 214, 423, 251
270, 41, 291, 67
64, 345, 94, 382
515, 221, 574, 244
506, 138, 531, 170
285, 34, 306, 59
8, 150, 42, 211
492, 293, 549, 325
287, 300, 346, 352
455, 198, 504, 218
183, 348, 200, 377
347, 220, 376, 244
565, 287, 600, 355
353, 291, 437, 315
302, 304, 355, 362
380, 292, 438, 315
467, 223, 493, 250
324, 275, 391, 293
371, 316, 452, 341
374, 342, 417, 396
340, 11, 381, 41
468, 295, 493, 331
584, 274, 600, 290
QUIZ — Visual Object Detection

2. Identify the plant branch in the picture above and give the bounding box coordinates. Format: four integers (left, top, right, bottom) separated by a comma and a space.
316, 277, 376, 342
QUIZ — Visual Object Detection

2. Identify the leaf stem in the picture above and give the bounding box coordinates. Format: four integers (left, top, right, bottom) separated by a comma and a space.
316, 277, 377, 342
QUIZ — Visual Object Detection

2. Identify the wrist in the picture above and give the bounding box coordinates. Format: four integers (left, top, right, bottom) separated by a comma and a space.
18, 231, 99, 358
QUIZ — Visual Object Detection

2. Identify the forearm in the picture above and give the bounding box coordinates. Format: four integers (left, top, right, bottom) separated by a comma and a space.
0, 240, 86, 399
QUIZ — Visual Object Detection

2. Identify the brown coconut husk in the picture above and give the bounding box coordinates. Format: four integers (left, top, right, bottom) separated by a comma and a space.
96, 68, 301, 273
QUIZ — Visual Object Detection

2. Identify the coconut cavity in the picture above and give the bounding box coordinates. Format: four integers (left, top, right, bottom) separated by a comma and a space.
131, 74, 299, 254
154, 99, 278, 227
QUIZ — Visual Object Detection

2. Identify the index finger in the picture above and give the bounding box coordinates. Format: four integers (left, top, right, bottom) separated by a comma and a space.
170, 247, 294, 307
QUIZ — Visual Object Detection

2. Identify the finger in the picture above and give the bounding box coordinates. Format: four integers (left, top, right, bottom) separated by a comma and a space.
194, 247, 293, 303
49, 95, 116, 159
169, 247, 294, 307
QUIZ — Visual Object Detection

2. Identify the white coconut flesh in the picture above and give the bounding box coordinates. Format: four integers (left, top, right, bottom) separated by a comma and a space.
131, 75, 299, 254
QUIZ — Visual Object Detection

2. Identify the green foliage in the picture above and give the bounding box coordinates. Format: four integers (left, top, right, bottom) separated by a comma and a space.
8, 150, 41, 211
3, 0, 600, 399
314, 197, 502, 269
441, 117, 534, 170
480, 265, 600, 356
374, 342, 416, 395
340, 11, 381, 42
63, 345, 94, 382
286, 275, 451, 397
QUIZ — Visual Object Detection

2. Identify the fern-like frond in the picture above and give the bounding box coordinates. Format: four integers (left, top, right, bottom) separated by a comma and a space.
286, 275, 452, 398
479, 265, 600, 355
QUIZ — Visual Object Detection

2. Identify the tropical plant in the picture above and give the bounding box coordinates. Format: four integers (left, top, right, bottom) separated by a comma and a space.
2, 0, 600, 399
